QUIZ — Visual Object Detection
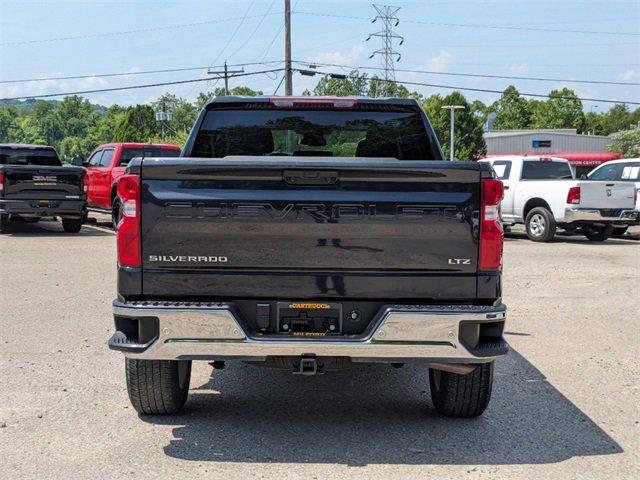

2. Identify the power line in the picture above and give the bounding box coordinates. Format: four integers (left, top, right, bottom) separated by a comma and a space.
210, 0, 257, 66
294, 11, 640, 36
0, 61, 283, 85
293, 61, 640, 86
0, 13, 283, 47
228, 0, 277, 59
298, 68, 640, 105
0, 68, 285, 101
258, 0, 301, 62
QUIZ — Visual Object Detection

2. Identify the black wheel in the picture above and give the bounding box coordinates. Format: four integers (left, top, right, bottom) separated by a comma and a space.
111, 197, 121, 230
0, 214, 10, 233
429, 362, 494, 418
525, 207, 556, 242
125, 359, 191, 415
61, 217, 83, 233
584, 225, 614, 242
612, 226, 628, 237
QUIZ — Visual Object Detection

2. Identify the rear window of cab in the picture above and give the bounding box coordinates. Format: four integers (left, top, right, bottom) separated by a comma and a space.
521, 160, 573, 180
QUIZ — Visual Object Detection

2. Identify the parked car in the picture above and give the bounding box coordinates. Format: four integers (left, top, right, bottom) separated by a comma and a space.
108, 96, 509, 418
479, 156, 638, 242
587, 158, 640, 236
79, 143, 181, 227
0, 144, 87, 233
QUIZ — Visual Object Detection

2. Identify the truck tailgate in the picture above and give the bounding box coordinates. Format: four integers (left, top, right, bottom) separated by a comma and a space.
578, 180, 636, 209
138, 158, 484, 300
1, 165, 85, 199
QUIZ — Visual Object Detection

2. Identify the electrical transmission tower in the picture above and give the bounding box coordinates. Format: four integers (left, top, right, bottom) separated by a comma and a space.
367, 4, 403, 97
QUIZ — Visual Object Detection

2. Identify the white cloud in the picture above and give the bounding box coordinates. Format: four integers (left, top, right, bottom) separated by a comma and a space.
425, 50, 453, 72
618, 69, 637, 81
0, 75, 109, 100
505, 63, 530, 75
308, 44, 364, 66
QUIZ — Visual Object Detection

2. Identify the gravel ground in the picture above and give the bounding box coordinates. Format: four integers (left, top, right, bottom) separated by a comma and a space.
1, 220, 638, 480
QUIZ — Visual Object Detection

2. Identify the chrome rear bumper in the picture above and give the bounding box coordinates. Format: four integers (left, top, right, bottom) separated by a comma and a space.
109, 301, 508, 363
564, 208, 639, 224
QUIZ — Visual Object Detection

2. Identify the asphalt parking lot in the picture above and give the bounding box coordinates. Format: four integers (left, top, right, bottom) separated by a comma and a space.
1, 220, 638, 480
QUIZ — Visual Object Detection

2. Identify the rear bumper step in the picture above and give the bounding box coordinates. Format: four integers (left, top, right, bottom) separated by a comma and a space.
0, 198, 86, 217
564, 208, 640, 225
109, 300, 508, 363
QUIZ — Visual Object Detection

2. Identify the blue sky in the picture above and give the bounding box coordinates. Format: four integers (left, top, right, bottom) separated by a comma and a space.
1, 0, 638, 110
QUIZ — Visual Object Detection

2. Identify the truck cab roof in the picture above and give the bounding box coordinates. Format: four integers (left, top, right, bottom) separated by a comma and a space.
201, 95, 422, 109
95, 142, 180, 150
0, 143, 56, 151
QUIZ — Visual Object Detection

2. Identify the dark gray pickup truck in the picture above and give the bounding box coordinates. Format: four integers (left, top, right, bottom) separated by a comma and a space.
0, 144, 86, 233
108, 96, 508, 418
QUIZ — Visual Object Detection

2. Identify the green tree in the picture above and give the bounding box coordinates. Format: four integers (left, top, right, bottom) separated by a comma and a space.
609, 125, 640, 158
491, 86, 531, 130
195, 86, 262, 110
309, 71, 370, 96
155, 93, 196, 132
57, 136, 97, 161
92, 105, 126, 144
55, 96, 100, 139
423, 91, 486, 160
113, 105, 158, 142
29, 101, 62, 146
530, 88, 585, 131
367, 75, 421, 100
600, 104, 636, 134
0, 107, 25, 142
584, 111, 606, 135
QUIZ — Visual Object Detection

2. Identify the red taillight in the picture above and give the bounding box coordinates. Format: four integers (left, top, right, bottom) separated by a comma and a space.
116, 174, 141, 267
567, 186, 581, 205
268, 96, 356, 108
479, 178, 504, 272
0, 171, 4, 194
82, 172, 88, 193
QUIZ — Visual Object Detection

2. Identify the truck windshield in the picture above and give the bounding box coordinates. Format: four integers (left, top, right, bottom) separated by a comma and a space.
0, 147, 62, 166
191, 108, 437, 160
521, 160, 573, 180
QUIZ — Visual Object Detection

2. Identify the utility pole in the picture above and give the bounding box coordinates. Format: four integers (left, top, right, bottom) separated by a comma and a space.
367, 4, 403, 97
589, 105, 598, 135
441, 105, 465, 161
155, 109, 172, 142
284, 0, 293, 95
207, 61, 244, 95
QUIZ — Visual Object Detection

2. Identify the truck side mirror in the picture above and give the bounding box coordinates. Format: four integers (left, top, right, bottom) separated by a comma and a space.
579, 173, 588, 180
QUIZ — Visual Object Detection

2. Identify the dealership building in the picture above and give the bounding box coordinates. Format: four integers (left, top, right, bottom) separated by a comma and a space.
483, 129, 622, 176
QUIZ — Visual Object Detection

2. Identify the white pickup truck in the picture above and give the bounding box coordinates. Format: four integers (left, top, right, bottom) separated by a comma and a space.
479, 156, 638, 242
587, 158, 640, 236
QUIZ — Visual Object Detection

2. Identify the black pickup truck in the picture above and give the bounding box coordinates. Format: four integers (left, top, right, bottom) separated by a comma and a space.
0, 144, 87, 233
109, 96, 508, 418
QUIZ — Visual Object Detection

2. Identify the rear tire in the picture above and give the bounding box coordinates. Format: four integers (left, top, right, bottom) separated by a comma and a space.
525, 207, 556, 242
0, 214, 10, 233
612, 226, 628, 237
125, 359, 191, 415
584, 225, 614, 242
429, 362, 494, 418
61, 217, 83, 233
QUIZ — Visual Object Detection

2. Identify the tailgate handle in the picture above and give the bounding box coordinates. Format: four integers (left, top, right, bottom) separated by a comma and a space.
283, 170, 338, 186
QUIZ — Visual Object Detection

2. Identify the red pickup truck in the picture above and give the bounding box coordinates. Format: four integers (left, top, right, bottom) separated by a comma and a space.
82, 143, 180, 226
